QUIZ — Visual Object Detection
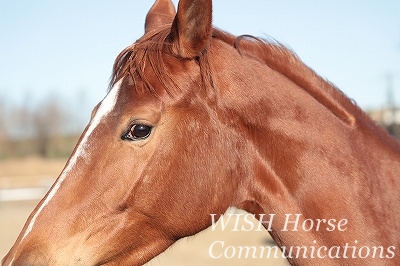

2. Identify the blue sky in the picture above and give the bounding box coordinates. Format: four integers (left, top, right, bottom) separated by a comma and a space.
1, 0, 399, 121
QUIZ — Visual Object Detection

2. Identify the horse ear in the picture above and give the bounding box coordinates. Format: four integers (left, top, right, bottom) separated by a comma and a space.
145, 0, 176, 33
168, 0, 212, 58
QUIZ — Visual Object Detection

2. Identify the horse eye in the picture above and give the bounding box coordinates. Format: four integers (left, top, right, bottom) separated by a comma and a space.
123, 124, 152, 141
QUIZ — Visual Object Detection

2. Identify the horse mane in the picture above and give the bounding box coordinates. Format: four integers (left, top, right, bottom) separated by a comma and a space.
109, 26, 391, 136
111, 26, 358, 117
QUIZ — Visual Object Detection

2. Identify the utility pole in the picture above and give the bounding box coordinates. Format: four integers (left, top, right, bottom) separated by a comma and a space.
386, 73, 394, 109
385, 73, 396, 135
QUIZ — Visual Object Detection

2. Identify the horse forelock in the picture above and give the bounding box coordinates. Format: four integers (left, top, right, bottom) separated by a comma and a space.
108, 26, 212, 97
109, 26, 175, 96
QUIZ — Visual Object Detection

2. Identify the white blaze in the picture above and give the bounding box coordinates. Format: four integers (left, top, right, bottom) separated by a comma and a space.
21, 80, 122, 241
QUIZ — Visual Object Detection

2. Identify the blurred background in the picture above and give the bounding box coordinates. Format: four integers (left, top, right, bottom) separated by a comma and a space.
0, 0, 399, 264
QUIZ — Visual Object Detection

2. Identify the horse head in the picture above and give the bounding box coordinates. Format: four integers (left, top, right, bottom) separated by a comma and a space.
3, 0, 400, 265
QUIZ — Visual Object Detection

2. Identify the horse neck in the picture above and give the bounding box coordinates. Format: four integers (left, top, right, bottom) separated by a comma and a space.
211, 41, 400, 259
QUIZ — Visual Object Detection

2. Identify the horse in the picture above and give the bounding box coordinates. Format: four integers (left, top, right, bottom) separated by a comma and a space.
3, 0, 400, 265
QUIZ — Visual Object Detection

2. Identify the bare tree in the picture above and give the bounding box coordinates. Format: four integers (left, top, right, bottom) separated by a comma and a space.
32, 95, 68, 157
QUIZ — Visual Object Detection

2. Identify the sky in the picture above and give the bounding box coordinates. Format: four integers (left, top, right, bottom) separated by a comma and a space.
1, 0, 400, 123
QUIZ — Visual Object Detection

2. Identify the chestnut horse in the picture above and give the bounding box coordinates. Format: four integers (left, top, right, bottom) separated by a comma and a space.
3, 0, 400, 265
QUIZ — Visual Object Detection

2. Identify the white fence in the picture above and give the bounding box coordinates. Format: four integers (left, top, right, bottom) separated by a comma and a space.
0, 187, 49, 202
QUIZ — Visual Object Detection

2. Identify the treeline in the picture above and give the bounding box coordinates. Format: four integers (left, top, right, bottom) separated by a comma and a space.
0, 95, 85, 159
